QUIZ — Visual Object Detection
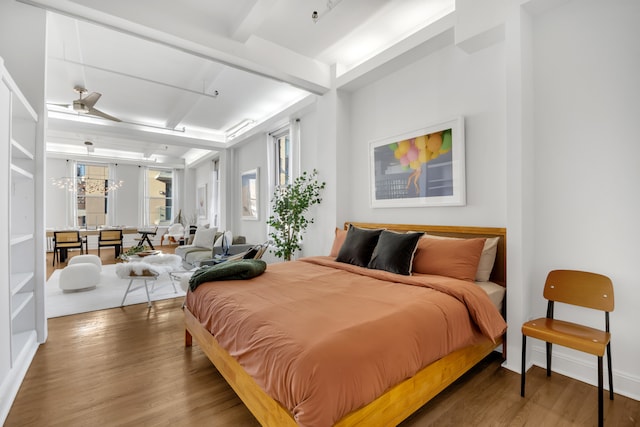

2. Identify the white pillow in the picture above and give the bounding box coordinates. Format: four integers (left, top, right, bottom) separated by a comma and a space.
192, 227, 218, 248
214, 230, 233, 248
476, 237, 499, 282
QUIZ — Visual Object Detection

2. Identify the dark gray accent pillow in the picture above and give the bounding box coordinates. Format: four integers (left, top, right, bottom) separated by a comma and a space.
336, 225, 384, 267
368, 230, 424, 275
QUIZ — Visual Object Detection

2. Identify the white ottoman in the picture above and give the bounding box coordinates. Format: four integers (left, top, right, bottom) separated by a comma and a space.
68, 254, 102, 271
59, 263, 100, 292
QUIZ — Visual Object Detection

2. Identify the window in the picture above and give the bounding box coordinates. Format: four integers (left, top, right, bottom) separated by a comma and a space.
76, 163, 109, 228
146, 168, 173, 225
211, 159, 219, 228
274, 129, 291, 186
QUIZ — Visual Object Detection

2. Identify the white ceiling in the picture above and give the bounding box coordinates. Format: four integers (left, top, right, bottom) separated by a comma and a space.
28, 0, 454, 167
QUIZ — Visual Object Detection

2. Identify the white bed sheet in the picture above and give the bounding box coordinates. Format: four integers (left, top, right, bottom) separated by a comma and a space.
476, 280, 505, 312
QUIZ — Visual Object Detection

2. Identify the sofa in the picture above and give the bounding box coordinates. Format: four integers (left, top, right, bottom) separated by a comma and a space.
175, 228, 253, 269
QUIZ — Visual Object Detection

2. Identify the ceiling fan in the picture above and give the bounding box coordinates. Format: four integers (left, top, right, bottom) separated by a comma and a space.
67, 86, 121, 122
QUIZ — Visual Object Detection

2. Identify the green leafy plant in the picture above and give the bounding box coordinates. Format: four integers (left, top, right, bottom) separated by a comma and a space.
267, 169, 326, 261
119, 245, 149, 260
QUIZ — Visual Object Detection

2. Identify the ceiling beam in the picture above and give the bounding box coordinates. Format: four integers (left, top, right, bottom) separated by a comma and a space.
19, 0, 331, 94
231, 0, 276, 43
47, 114, 228, 150
163, 63, 223, 130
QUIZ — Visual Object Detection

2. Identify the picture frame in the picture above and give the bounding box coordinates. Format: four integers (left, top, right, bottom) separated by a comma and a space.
241, 168, 259, 220
196, 184, 208, 219
369, 116, 465, 208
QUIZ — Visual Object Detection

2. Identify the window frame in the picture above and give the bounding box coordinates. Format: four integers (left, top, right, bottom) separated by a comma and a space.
272, 127, 292, 187
145, 167, 174, 226
75, 162, 110, 229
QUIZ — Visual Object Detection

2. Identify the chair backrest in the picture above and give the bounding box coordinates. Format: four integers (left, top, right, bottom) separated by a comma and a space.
167, 223, 184, 234
254, 241, 271, 260
238, 241, 271, 260
543, 269, 614, 312
137, 226, 158, 235
54, 231, 81, 243
99, 229, 123, 241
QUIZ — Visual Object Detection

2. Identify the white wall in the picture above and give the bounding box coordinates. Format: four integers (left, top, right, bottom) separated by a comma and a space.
298, 104, 335, 257
183, 167, 196, 223
531, 0, 640, 399
45, 158, 70, 228
195, 161, 211, 225
230, 133, 268, 244
113, 164, 140, 226
346, 42, 507, 226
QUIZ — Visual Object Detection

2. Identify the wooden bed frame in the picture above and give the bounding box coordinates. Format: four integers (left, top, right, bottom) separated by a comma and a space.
184, 222, 507, 426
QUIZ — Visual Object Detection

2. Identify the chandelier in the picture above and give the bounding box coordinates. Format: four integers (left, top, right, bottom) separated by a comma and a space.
50, 176, 124, 193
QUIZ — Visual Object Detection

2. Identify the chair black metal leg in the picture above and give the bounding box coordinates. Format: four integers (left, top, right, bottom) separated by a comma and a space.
145, 235, 154, 250
607, 342, 614, 400
546, 342, 553, 376
598, 356, 604, 427
521, 334, 526, 397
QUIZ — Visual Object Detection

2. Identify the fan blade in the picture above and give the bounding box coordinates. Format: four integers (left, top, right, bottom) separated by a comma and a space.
82, 92, 102, 108
87, 107, 121, 122
47, 102, 72, 108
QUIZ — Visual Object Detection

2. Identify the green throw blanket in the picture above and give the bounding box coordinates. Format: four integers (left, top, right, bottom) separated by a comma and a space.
188, 259, 267, 291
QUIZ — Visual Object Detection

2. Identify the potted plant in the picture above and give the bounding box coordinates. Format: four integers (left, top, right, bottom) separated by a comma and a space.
119, 245, 149, 261
267, 169, 326, 261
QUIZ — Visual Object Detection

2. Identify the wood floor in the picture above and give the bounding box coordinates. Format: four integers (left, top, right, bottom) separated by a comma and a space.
7, 247, 639, 426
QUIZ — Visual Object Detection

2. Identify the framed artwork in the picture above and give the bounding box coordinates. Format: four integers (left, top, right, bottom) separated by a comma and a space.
241, 168, 259, 220
196, 184, 207, 219
369, 117, 465, 208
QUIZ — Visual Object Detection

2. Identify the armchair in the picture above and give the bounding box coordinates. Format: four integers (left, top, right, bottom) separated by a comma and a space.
174, 228, 253, 269
161, 223, 185, 245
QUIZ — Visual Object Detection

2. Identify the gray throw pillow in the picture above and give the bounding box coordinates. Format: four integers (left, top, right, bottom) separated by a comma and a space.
368, 230, 423, 275
336, 225, 383, 267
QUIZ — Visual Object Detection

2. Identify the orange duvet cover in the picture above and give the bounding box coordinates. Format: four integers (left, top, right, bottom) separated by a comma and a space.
186, 256, 507, 427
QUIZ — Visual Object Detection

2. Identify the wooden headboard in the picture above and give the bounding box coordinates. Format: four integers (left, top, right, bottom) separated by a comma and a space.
345, 222, 507, 287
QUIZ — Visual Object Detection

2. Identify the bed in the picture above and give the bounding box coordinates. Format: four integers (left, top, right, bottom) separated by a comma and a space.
184, 222, 507, 427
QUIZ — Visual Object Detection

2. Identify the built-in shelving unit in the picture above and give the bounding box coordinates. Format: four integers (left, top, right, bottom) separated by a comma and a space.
1, 57, 41, 423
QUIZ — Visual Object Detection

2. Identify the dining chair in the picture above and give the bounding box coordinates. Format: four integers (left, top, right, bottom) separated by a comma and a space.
52, 231, 84, 266
135, 226, 158, 249
521, 269, 614, 427
98, 229, 123, 258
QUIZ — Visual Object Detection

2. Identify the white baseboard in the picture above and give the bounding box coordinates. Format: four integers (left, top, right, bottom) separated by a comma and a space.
503, 342, 640, 402
0, 336, 39, 424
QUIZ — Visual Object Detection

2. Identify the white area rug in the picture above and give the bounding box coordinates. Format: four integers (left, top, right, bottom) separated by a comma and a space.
46, 264, 188, 318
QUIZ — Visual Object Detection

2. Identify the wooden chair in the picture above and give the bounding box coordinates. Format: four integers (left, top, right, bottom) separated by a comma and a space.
252, 240, 271, 260
53, 231, 84, 266
135, 226, 158, 250
98, 229, 123, 258
521, 270, 614, 427
224, 240, 270, 262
